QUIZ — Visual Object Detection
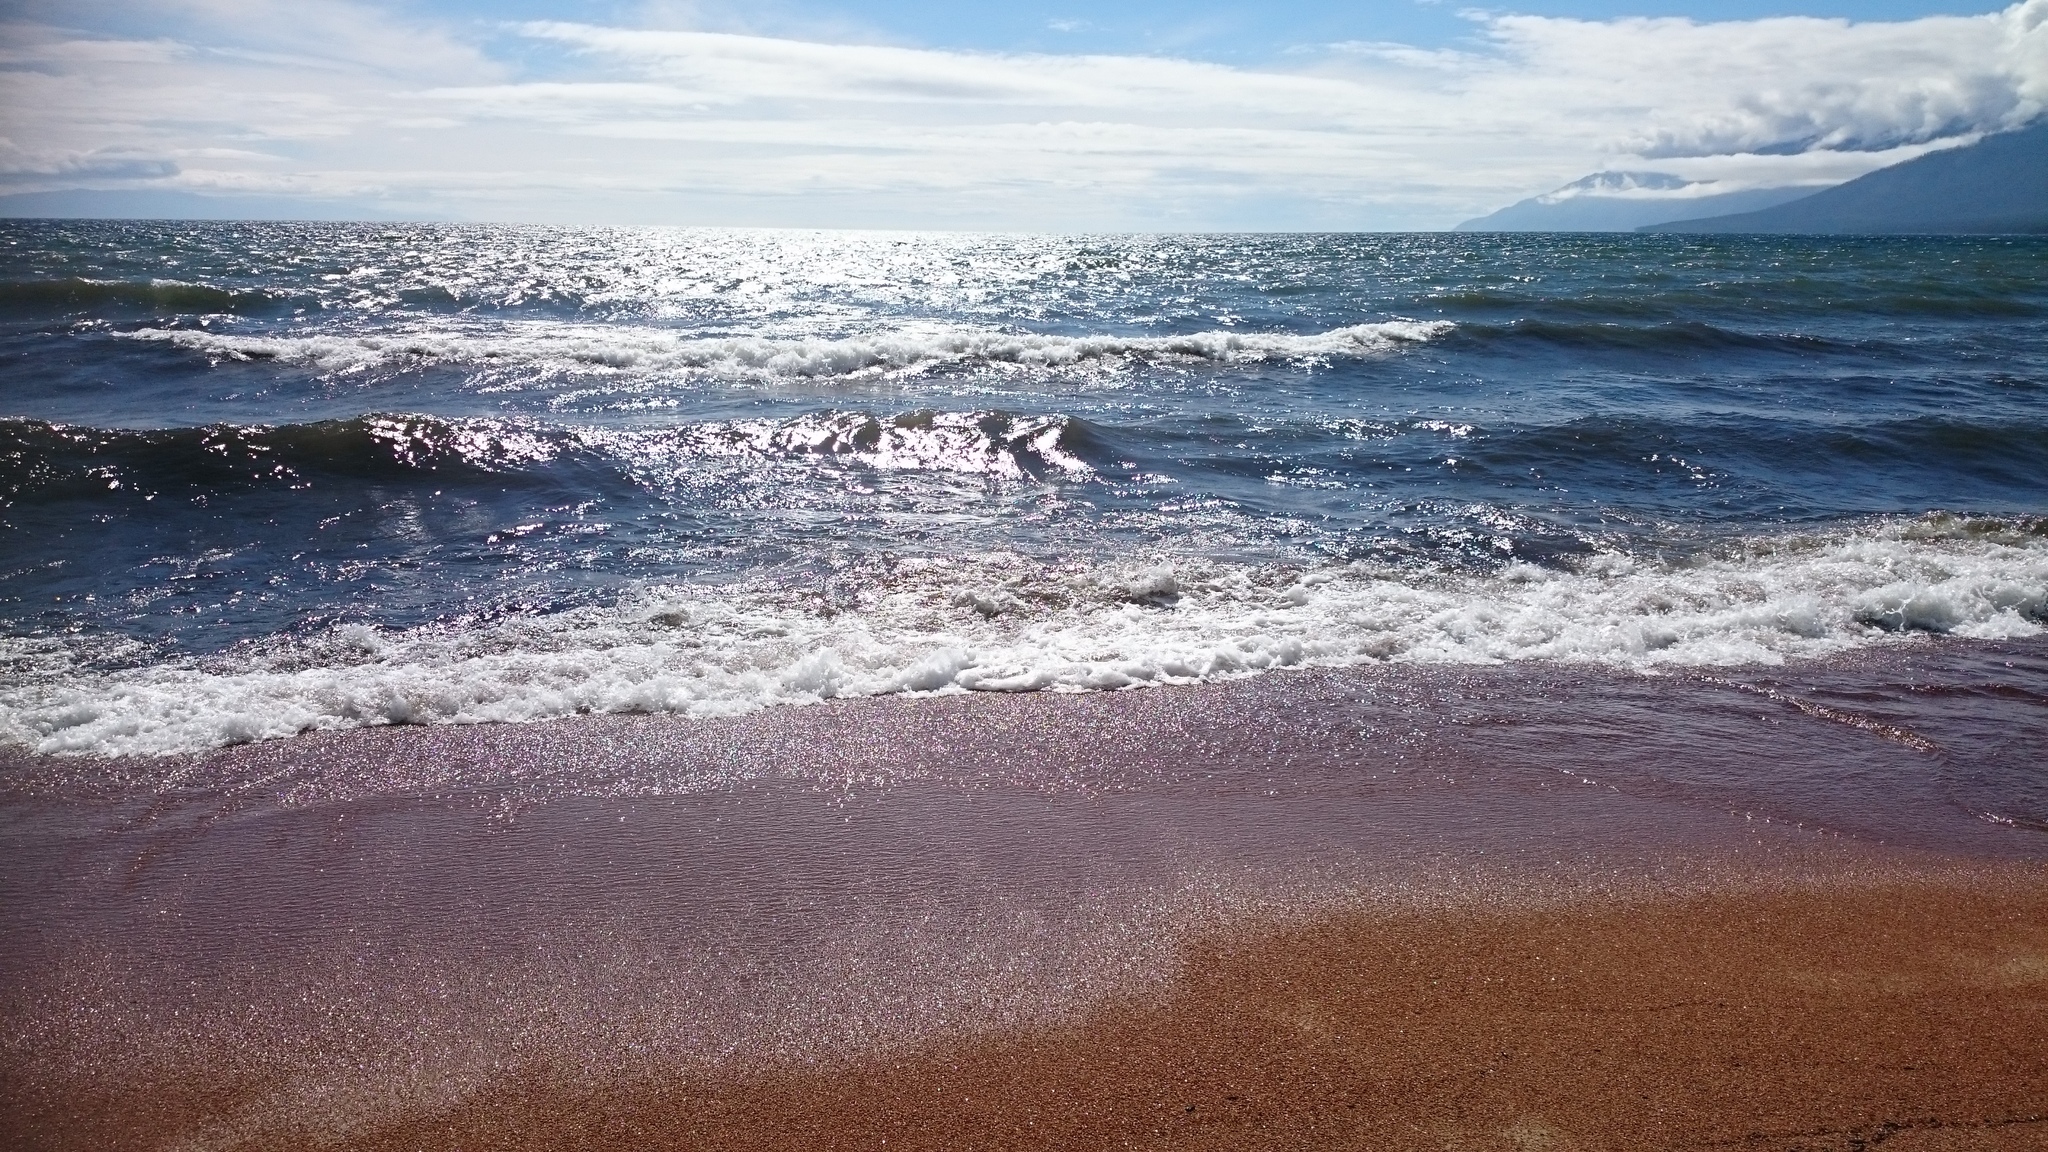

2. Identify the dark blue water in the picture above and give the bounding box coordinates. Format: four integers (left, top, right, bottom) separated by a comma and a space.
2, 222, 2045, 756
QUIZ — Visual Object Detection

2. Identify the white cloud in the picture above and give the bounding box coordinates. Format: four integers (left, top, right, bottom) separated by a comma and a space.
513, 22, 1357, 113
1, 0, 2042, 228
0, 139, 180, 180
1470, 6, 2047, 157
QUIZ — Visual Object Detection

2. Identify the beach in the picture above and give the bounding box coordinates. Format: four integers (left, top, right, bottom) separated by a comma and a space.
13, 865, 2048, 1150
353, 872, 2048, 1152
5, 642, 2046, 1149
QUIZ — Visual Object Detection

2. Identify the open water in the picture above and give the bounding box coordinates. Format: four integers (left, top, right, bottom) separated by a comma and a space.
2, 222, 2045, 765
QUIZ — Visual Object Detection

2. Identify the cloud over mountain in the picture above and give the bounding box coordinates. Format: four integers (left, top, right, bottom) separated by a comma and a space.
1475, 3, 2047, 158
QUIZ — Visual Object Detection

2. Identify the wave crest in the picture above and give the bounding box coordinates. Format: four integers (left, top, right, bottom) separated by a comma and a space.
0, 409, 1104, 503
0, 277, 300, 317
120, 320, 1453, 378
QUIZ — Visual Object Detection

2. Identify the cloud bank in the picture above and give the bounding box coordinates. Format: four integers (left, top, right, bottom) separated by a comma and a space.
1, 0, 2042, 229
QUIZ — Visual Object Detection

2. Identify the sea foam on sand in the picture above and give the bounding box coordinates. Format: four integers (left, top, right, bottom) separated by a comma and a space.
3, 515, 2042, 758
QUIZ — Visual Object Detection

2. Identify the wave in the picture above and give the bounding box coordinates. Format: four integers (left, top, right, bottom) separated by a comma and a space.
0, 410, 1105, 503
1430, 286, 2047, 323
0, 415, 558, 501
118, 319, 1454, 378
625, 409, 1102, 480
1448, 318, 1854, 356
1447, 414, 2048, 479
0, 277, 301, 317
15, 407, 2043, 521
4, 515, 2043, 757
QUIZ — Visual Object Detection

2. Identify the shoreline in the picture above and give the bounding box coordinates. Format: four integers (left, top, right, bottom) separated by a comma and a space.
6, 517, 2045, 764
7, 636, 2045, 855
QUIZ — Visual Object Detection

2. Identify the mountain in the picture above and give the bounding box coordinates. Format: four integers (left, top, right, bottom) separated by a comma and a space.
1643, 124, 2048, 234
1454, 172, 1823, 232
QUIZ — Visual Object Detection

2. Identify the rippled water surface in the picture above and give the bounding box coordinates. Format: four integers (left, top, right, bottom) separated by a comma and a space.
2, 223, 2045, 756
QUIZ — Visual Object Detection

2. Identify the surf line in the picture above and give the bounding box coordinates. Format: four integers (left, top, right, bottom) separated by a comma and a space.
1695, 675, 1941, 754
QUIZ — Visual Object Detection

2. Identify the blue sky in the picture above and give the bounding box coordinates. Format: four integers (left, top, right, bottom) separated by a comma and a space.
400, 1, 2010, 57
2, 1, 2041, 229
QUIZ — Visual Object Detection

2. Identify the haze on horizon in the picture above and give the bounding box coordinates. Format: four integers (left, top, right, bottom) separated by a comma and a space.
2, 0, 2043, 231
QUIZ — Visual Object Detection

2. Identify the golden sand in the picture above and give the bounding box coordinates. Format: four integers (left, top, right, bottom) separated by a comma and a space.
315, 872, 2048, 1152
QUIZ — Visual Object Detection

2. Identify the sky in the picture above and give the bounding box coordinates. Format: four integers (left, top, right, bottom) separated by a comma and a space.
1, 0, 2043, 230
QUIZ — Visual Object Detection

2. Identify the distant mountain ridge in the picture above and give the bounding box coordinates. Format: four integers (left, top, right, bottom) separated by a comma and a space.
1643, 124, 2048, 234
1454, 172, 1821, 232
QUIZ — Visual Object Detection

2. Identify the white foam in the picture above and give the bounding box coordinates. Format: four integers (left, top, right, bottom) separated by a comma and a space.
609, 410, 1097, 479
121, 319, 1453, 379
3, 516, 2042, 758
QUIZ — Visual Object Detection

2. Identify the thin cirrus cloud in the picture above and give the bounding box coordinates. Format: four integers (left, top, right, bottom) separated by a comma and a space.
0, 0, 2042, 229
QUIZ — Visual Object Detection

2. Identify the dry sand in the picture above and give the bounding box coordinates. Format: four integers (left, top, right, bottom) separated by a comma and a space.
323, 871, 2048, 1152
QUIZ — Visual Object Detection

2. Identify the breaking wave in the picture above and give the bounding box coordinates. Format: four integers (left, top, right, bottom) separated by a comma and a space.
0, 409, 1102, 504
119, 319, 1453, 378
4, 515, 2043, 757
